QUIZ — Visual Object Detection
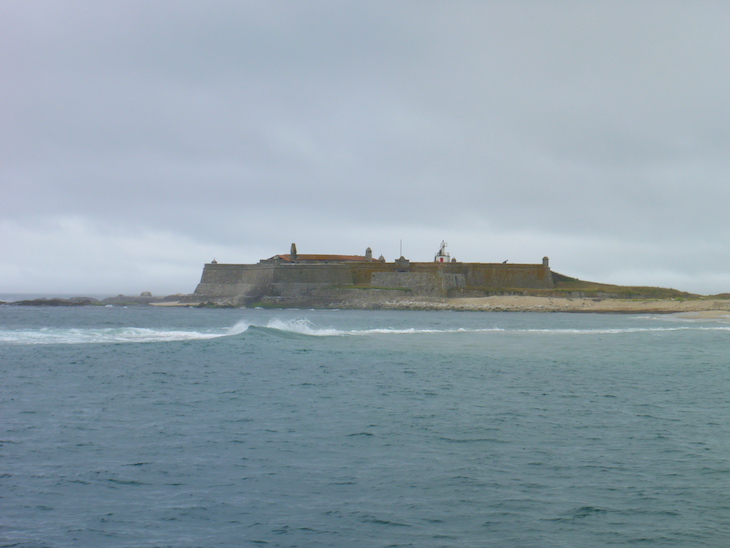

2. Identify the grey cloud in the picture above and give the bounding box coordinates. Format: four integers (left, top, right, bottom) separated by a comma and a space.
3, 1, 730, 293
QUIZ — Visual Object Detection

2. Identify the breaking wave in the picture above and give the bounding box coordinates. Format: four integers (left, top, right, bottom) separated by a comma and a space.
253, 319, 730, 337
4, 317, 729, 345
259, 318, 501, 337
0, 322, 252, 346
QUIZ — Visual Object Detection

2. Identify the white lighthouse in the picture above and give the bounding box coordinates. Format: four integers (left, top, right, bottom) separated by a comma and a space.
434, 241, 451, 263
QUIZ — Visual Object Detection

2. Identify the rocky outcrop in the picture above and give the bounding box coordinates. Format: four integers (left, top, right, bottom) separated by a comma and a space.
9, 297, 101, 306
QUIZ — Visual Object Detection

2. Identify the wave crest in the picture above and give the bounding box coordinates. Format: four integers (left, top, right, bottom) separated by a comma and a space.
0, 326, 233, 345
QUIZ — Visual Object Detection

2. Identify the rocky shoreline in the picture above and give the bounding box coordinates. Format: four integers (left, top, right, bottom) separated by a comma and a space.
1, 294, 186, 307
368, 295, 730, 314
5, 293, 730, 315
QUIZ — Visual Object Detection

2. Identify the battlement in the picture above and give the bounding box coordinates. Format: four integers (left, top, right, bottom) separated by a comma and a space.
193, 244, 554, 306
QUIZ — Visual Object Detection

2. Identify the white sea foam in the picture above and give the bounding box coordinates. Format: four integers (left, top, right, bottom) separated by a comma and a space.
0, 327, 231, 345
259, 318, 730, 337
265, 318, 347, 336
227, 321, 252, 335
263, 318, 500, 336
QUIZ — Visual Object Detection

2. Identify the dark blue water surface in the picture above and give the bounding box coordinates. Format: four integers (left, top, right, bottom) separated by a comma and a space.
2, 306, 730, 547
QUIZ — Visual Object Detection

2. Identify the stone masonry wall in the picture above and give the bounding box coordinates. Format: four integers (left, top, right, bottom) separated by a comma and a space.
194, 263, 274, 297
372, 271, 467, 295
193, 260, 554, 301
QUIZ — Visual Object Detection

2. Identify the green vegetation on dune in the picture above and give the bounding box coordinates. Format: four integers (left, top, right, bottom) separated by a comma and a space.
546, 272, 700, 300
448, 273, 705, 300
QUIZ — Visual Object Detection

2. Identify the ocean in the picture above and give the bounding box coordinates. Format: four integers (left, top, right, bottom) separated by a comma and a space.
2, 305, 730, 547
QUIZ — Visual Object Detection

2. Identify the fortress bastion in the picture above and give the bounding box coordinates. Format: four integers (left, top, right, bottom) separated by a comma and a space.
191, 243, 555, 307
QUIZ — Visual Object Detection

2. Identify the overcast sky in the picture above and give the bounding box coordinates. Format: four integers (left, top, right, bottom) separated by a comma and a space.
3, 1, 730, 296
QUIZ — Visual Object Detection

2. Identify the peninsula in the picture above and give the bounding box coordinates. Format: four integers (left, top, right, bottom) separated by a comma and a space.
182, 243, 730, 314
5, 243, 729, 314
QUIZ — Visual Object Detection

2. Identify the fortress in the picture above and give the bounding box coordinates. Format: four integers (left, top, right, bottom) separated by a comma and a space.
192, 243, 555, 307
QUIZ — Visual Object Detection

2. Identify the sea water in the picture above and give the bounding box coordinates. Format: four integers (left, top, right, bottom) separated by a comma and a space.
2, 305, 730, 547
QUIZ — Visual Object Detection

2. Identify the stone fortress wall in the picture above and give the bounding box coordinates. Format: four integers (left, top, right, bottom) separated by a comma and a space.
193, 244, 554, 305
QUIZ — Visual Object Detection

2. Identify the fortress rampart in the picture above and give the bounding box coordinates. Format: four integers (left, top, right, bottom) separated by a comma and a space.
193, 246, 554, 306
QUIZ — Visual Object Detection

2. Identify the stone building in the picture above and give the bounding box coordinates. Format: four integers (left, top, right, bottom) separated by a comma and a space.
193, 243, 555, 306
